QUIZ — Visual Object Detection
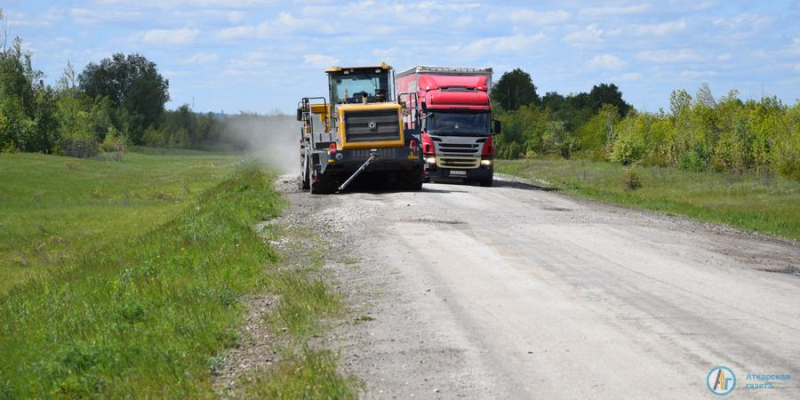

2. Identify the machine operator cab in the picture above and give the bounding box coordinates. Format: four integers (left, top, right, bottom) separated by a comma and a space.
327, 64, 393, 106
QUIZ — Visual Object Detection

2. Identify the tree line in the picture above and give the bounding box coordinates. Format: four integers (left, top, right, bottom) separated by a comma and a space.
0, 11, 270, 158
492, 68, 800, 180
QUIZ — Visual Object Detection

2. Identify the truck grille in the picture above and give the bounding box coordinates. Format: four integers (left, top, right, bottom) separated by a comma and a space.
436, 142, 481, 157
437, 157, 480, 169
344, 109, 401, 143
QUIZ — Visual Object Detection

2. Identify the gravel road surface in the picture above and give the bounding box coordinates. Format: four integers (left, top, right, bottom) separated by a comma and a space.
280, 174, 800, 399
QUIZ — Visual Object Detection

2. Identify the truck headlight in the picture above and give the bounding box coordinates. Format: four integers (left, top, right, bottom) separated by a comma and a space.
480, 159, 492, 166
426, 157, 436, 164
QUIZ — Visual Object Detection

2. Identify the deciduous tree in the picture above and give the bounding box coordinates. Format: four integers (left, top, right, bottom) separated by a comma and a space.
493, 68, 539, 111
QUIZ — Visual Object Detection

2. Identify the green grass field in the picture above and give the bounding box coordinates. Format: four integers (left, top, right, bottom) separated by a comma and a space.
0, 149, 239, 294
0, 151, 357, 398
497, 159, 800, 241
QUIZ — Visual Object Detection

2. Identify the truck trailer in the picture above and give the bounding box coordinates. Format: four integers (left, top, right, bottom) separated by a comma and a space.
395, 66, 501, 187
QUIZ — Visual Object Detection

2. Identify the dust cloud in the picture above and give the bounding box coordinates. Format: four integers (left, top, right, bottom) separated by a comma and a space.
224, 114, 301, 175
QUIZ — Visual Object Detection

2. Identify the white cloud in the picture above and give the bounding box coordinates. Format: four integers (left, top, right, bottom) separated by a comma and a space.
71, 7, 142, 24
491, 9, 571, 25
618, 72, 642, 81
633, 19, 687, 36
680, 70, 717, 79
6, 7, 64, 28
589, 54, 627, 70
92, 0, 275, 7
227, 11, 245, 24
580, 4, 649, 17
162, 70, 190, 79
216, 12, 333, 41
371, 48, 398, 64
218, 25, 255, 40
637, 49, 703, 63
717, 53, 732, 62
564, 24, 603, 47
182, 52, 219, 65
451, 15, 474, 28
225, 51, 272, 72
137, 28, 200, 46
226, 51, 276, 69
304, 54, 340, 69
795, 63, 800, 73
713, 13, 773, 32
464, 33, 546, 57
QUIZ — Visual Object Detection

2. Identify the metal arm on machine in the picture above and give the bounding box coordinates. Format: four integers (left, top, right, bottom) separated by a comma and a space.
338, 150, 378, 191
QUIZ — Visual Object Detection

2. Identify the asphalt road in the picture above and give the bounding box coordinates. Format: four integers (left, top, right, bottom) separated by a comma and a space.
288, 175, 800, 399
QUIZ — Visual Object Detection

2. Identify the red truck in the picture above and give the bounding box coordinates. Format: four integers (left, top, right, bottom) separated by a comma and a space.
395, 66, 501, 186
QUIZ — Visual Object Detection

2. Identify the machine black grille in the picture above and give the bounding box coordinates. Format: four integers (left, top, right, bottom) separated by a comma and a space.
344, 109, 401, 143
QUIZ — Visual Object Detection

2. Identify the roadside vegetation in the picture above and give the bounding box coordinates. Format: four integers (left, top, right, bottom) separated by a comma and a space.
0, 158, 358, 398
0, 149, 239, 294
237, 224, 361, 399
1, 12, 356, 397
493, 69, 800, 181
497, 159, 800, 241
491, 68, 799, 240
0, 10, 289, 160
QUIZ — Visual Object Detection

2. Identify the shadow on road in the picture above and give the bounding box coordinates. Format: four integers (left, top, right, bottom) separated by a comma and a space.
334, 176, 472, 195
493, 178, 559, 192
312, 174, 557, 195
423, 177, 559, 192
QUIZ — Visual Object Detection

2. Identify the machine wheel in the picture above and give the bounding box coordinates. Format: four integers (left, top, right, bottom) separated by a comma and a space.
300, 153, 310, 190
310, 173, 337, 195
398, 169, 423, 191
479, 175, 493, 187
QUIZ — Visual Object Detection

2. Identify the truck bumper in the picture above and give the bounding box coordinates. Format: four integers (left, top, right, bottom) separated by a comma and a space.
424, 161, 493, 182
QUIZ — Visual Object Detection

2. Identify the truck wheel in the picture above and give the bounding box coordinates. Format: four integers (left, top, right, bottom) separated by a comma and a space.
479, 176, 493, 187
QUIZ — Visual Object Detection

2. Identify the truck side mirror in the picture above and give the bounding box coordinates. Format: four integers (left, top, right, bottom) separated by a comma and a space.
296, 107, 303, 121
492, 120, 502, 135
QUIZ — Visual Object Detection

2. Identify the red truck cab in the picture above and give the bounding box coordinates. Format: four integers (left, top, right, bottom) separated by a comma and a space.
395, 66, 500, 187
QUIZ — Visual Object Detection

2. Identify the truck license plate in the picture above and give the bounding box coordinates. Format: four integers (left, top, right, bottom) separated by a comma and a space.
449, 170, 467, 176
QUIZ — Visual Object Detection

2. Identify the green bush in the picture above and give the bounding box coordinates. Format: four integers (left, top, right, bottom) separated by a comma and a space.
59, 136, 99, 159
622, 168, 642, 190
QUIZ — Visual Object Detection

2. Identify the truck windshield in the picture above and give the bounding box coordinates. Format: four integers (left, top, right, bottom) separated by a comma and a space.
331, 72, 390, 104
426, 111, 490, 136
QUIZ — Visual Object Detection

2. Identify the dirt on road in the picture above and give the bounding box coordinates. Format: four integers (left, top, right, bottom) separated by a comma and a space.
276, 174, 800, 399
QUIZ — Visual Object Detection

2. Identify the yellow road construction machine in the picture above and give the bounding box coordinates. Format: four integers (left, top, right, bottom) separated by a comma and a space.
297, 63, 423, 194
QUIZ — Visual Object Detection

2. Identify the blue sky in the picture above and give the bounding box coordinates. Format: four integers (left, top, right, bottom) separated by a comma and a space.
3, 0, 800, 114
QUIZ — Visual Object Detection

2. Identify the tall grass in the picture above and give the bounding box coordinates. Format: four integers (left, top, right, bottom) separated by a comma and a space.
0, 150, 239, 294
497, 159, 800, 241
0, 165, 281, 398
244, 346, 361, 399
